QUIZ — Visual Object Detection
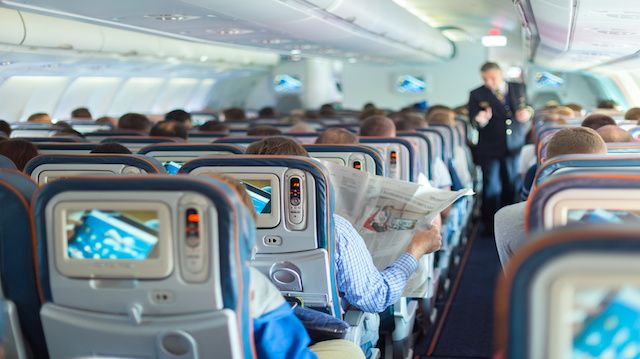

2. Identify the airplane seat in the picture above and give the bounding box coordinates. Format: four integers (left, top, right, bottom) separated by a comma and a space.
19, 137, 85, 143
214, 137, 263, 150
84, 131, 145, 143
0, 170, 43, 358
398, 132, 433, 182
101, 136, 181, 152
359, 138, 416, 182
35, 143, 99, 155
186, 132, 229, 143
33, 175, 257, 358
533, 154, 640, 189
324, 124, 359, 133
302, 144, 385, 176
526, 172, 640, 237
495, 226, 640, 359
24, 154, 167, 185
0, 155, 17, 170
630, 126, 640, 139
137, 144, 244, 174
606, 142, 640, 154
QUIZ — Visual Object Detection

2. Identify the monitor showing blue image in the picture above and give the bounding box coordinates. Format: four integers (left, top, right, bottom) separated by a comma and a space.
241, 180, 272, 214
395, 75, 426, 94
274, 74, 302, 94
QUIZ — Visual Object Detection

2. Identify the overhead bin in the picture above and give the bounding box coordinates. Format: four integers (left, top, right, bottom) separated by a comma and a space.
0, 8, 26, 46
20, 11, 103, 51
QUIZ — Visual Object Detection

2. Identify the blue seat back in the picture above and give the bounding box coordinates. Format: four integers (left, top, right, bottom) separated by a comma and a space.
0, 155, 16, 170
359, 137, 417, 182
35, 143, 99, 155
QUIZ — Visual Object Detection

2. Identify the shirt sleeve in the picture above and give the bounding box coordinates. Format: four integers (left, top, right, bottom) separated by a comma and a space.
433, 159, 453, 189
333, 214, 418, 313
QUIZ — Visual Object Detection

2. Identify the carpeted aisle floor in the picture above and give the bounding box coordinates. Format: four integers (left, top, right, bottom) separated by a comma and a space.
415, 231, 502, 359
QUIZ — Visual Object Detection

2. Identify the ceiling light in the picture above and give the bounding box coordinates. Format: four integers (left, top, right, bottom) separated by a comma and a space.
290, 49, 302, 55
481, 35, 507, 47
144, 14, 200, 21
200, 56, 209, 62
347, 58, 358, 64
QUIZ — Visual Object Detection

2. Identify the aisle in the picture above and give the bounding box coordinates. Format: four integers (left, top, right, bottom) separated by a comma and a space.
415, 230, 502, 359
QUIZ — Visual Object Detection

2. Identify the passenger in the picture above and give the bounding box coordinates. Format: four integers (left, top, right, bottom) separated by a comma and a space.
199, 120, 229, 133
150, 121, 188, 140
164, 109, 192, 129
453, 105, 469, 116
71, 107, 92, 119
90, 143, 132, 154
551, 106, 575, 123
206, 173, 364, 359
246, 125, 282, 137
118, 113, 152, 133
0, 120, 11, 137
426, 104, 451, 117
245, 136, 443, 314
495, 127, 607, 269
319, 104, 337, 118
581, 113, 616, 131
287, 122, 316, 133
624, 107, 640, 123
394, 113, 427, 131
427, 108, 456, 127
358, 107, 386, 121
258, 106, 277, 119
315, 128, 358, 145
359, 116, 396, 137
95, 116, 117, 127
0, 139, 39, 171
53, 122, 85, 138
27, 112, 52, 124
565, 103, 584, 117
597, 125, 634, 143
223, 107, 247, 122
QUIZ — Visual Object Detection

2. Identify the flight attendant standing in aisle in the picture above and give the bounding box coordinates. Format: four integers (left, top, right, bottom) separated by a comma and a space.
468, 62, 532, 234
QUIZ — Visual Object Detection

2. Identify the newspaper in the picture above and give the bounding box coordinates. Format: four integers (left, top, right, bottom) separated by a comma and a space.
322, 160, 473, 297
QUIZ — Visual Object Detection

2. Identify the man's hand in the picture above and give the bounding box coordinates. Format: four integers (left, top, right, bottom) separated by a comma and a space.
406, 223, 442, 260
516, 108, 532, 123
475, 107, 492, 127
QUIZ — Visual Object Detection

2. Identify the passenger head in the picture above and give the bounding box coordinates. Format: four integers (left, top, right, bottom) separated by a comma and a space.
597, 125, 634, 143
426, 104, 451, 117
394, 113, 427, 131
453, 105, 468, 116
427, 109, 456, 127
360, 116, 396, 137
553, 106, 575, 120
27, 112, 52, 124
363, 103, 376, 112
246, 125, 282, 137
565, 103, 584, 117
581, 113, 616, 131
164, 109, 192, 129
95, 116, 117, 127
287, 122, 316, 133
118, 113, 152, 133
223, 108, 246, 122
245, 136, 309, 157
359, 107, 386, 120
258, 106, 277, 119
319, 104, 337, 118
624, 107, 640, 122
90, 143, 132, 154
199, 120, 229, 133
480, 62, 503, 92
0, 120, 11, 137
53, 129, 84, 138
71, 107, 92, 119
546, 127, 607, 159
597, 99, 617, 110
0, 139, 39, 171
315, 128, 358, 144
150, 121, 188, 140
206, 173, 257, 221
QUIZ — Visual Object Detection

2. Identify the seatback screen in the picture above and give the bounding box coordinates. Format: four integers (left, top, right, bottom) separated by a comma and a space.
241, 179, 272, 214
567, 209, 640, 224
162, 161, 184, 175
66, 209, 160, 260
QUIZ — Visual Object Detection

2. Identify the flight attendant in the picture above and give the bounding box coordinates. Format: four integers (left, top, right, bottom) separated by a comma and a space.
468, 62, 532, 234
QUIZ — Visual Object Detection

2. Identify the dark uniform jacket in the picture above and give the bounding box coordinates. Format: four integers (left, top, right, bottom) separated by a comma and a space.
468, 82, 529, 158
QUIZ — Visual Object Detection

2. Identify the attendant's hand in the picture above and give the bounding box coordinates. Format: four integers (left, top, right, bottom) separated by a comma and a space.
475, 107, 492, 127
516, 108, 532, 123
406, 223, 442, 259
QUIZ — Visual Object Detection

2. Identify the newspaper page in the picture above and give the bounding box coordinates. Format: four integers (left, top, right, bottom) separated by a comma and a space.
321, 160, 473, 297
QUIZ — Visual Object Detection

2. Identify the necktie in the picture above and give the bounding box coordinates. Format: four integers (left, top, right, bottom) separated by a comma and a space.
495, 88, 505, 103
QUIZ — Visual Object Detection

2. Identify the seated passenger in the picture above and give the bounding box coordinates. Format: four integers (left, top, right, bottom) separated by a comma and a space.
287, 122, 316, 133
624, 107, 640, 123
245, 137, 443, 313
315, 128, 358, 145
0, 139, 38, 171
258, 106, 277, 119
96, 116, 117, 127
208, 173, 364, 359
164, 109, 193, 130
246, 125, 282, 137
359, 116, 395, 137
150, 120, 188, 140
118, 113, 152, 133
597, 125, 634, 143
319, 104, 337, 119
223, 108, 247, 123
27, 112, 52, 124
53, 122, 85, 138
90, 143, 132, 154
495, 127, 607, 269
581, 113, 616, 131
394, 113, 427, 131
71, 107, 92, 120
565, 103, 584, 118
358, 108, 386, 121
0, 120, 11, 138
199, 120, 229, 133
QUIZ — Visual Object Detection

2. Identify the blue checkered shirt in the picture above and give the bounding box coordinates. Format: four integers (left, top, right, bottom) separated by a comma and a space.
333, 214, 418, 313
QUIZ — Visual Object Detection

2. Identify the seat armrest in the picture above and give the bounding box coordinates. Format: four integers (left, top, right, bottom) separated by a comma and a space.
343, 309, 366, 344
293, 306, 348, 343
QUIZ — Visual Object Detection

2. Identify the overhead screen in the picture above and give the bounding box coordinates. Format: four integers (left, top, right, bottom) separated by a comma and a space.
395, 75, 426, 94
274, 74, 302, 94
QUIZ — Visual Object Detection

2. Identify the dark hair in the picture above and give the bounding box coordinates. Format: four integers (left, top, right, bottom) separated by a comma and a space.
319, 104, 337, 118
223, 108, 246, 122
0, 120, 11, 137
581, 114, 616, 131
0, 139, 39, 171
27, 113, 51, 123
597, 99, 617, 109
360, 116, 396, 137
118, 113, 152, 133
245, 136, 309, 157
165, 109, 192, 124
246, 125, 282, 137
199, 121, 229, 133
480, 62, 501, 72
71, 107, 92, 119
90, 143, 132, 154
150, 121, 188, 140
315, 128, 358, 144
258, 107, 276, 119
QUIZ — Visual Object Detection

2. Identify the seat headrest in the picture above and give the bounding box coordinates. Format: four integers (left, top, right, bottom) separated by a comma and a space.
24, 154, 166, 176
303, 144, 385, 176
535, 154, 640, 187
137, 143, 244, 155
0, 155, 16, 170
